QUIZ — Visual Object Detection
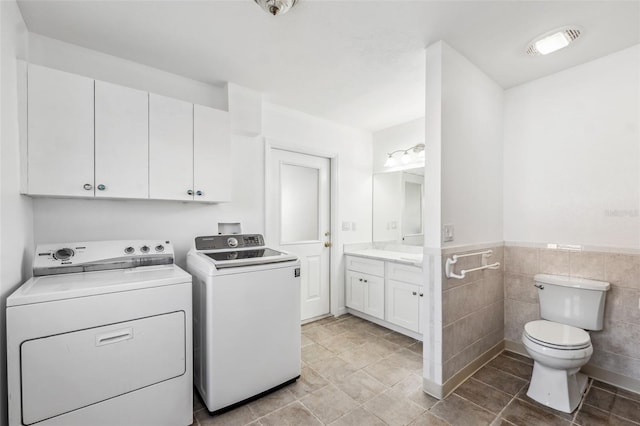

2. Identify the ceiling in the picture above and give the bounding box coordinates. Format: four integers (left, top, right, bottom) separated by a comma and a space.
17, 1, 640, 131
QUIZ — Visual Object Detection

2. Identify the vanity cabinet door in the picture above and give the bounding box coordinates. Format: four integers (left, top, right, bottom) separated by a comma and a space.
345, 270, 384, 320
27, 64, 94, 197
364, 274, 385, 320
345, 270, 366, 312
386, 279, 422, 332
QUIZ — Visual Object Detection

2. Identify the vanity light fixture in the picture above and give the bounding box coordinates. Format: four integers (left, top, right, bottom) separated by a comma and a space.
527, 27, 582, 56
384, 143, 425, 168
254, 0, 298, 16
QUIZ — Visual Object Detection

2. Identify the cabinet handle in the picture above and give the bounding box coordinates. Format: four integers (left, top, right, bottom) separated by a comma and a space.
364, 279, 368, 283
419, 292, 424, 297
196, 190, 203, 196
97, 184, 106, 191
359, 278, 363, 282
412, 291, 417, 296
83, 183, 93, 191
187, 190, 194, 196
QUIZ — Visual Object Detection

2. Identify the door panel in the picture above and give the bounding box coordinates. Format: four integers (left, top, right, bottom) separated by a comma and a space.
21, 312, 185, 425
194, 105, 231, 202
268, 148, 330, 321
149, 94, 193, 200
386, 280, 420, 332
27, 64, 94, 197
95, 80, 149, 199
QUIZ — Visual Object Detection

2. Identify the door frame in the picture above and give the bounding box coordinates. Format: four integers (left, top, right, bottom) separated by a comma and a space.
264, 139, 341, 318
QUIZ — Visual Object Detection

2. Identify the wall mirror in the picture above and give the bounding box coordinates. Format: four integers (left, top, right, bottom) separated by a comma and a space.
372, 167, 424, 245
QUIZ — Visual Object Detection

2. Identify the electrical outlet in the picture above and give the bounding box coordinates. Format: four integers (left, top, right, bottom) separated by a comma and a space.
342, 221, 351, 231
443, 224, 454, 242
390, 221, 397, 230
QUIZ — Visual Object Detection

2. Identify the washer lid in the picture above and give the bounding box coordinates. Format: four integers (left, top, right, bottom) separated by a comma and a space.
524, 320, 591, 349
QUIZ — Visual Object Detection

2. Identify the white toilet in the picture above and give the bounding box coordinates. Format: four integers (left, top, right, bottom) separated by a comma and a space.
522, 273, 610, 413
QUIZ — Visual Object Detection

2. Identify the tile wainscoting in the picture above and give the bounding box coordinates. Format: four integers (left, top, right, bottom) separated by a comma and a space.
504, 244, 640, 391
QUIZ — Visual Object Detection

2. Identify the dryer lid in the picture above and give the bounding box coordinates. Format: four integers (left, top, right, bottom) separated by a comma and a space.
524, 320, 590, 349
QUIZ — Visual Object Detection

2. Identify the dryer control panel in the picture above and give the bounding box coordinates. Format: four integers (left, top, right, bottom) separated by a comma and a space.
33, 240, 174, 276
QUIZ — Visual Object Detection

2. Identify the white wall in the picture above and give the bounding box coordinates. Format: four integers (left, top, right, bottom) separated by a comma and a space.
28, 33, 228, 110
372, 117, 425, 173
1, 1, 33, 423
439, 42, 504, 248
504, 45, 640, 249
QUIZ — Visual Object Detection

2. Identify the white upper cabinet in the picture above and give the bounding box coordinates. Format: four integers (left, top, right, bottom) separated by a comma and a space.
149, 94, 194, 201
95, 81, 149, 199
27, 64, 94, 197
193, 105, 231, 202
23, 64, 231, 203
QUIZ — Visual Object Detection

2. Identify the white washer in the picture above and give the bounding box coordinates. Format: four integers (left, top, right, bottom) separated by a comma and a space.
187, 234, 301, 413
6, 240, 193, 426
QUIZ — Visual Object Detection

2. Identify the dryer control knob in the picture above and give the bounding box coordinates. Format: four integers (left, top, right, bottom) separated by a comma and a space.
124, 246, 135, 254
155, 245, 165, 252
53, 248, 74, 261
140, 245, 150, 253
227, 237, 239, 248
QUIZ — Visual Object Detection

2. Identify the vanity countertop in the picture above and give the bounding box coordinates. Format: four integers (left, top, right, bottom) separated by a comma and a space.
344, 249, 423, 268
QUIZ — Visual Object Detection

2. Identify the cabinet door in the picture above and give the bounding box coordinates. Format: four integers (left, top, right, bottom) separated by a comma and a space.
27, 64, 94, 197
386, 279, 421, 332
193, 105, 231, 202
364, 274, 385, 320
345, 271, 366, 312
149, 94, 193, 200
95, 81, 149, 199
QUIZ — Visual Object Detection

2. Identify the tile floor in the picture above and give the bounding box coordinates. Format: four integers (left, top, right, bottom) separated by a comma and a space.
192, 314, 640, 426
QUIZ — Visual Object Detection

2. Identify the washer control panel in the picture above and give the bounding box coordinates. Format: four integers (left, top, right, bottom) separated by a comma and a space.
195, 234, 265, 251
33, 240, 174, 276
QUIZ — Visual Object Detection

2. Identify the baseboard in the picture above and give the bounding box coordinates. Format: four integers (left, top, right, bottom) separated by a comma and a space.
421, 340, 505, 400
441, 340, 505, 398
504, 340, 640, 394
345, 308, 423, 341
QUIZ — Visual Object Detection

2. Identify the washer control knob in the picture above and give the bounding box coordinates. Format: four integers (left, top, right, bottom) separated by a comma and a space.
140, 245, 150, 253
155, 245, 165, 252
124, 246, 135, 254
53, 248, 74, 261
227, 237, 239, 248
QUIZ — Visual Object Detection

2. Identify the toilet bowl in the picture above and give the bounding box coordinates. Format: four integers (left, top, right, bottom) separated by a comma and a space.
522, 320, 592, 413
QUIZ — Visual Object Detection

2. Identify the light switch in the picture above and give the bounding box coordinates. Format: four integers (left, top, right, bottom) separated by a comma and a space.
443, 224, 454, 242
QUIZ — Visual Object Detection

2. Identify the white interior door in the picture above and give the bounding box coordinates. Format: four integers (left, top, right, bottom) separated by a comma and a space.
268, 148, 331, 322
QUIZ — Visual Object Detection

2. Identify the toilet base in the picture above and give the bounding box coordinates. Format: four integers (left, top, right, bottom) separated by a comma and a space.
526, 362, 588, 413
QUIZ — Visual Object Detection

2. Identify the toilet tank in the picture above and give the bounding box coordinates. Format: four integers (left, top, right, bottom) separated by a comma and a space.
534, 274, 610, 330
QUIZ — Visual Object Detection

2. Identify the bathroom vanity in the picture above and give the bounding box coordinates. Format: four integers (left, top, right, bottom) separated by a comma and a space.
344, 248, 423, 340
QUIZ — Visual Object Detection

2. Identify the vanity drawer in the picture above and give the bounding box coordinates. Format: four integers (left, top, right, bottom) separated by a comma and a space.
387, 262, 423, 285
345, 256, 384, 277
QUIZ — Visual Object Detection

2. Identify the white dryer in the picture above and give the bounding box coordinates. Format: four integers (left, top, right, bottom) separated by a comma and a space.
6, 240, 193, 426
187, 234, 301, 413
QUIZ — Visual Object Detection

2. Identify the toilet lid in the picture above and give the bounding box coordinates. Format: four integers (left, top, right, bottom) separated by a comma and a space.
524, 320, 591, 349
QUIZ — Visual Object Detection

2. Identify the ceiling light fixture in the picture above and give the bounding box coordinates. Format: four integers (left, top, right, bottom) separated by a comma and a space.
384, 143, 425, 168
527, 27, 582, 56
254, 0, 298, 16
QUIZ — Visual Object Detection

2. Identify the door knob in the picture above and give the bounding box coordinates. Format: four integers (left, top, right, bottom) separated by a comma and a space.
97, 184, 106, 191
187, 190, 194, 196
324, 242, 332, 247
83, 183, 93, 191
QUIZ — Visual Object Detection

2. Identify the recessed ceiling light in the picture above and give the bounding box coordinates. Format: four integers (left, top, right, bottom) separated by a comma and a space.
527, 27, 582, 56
